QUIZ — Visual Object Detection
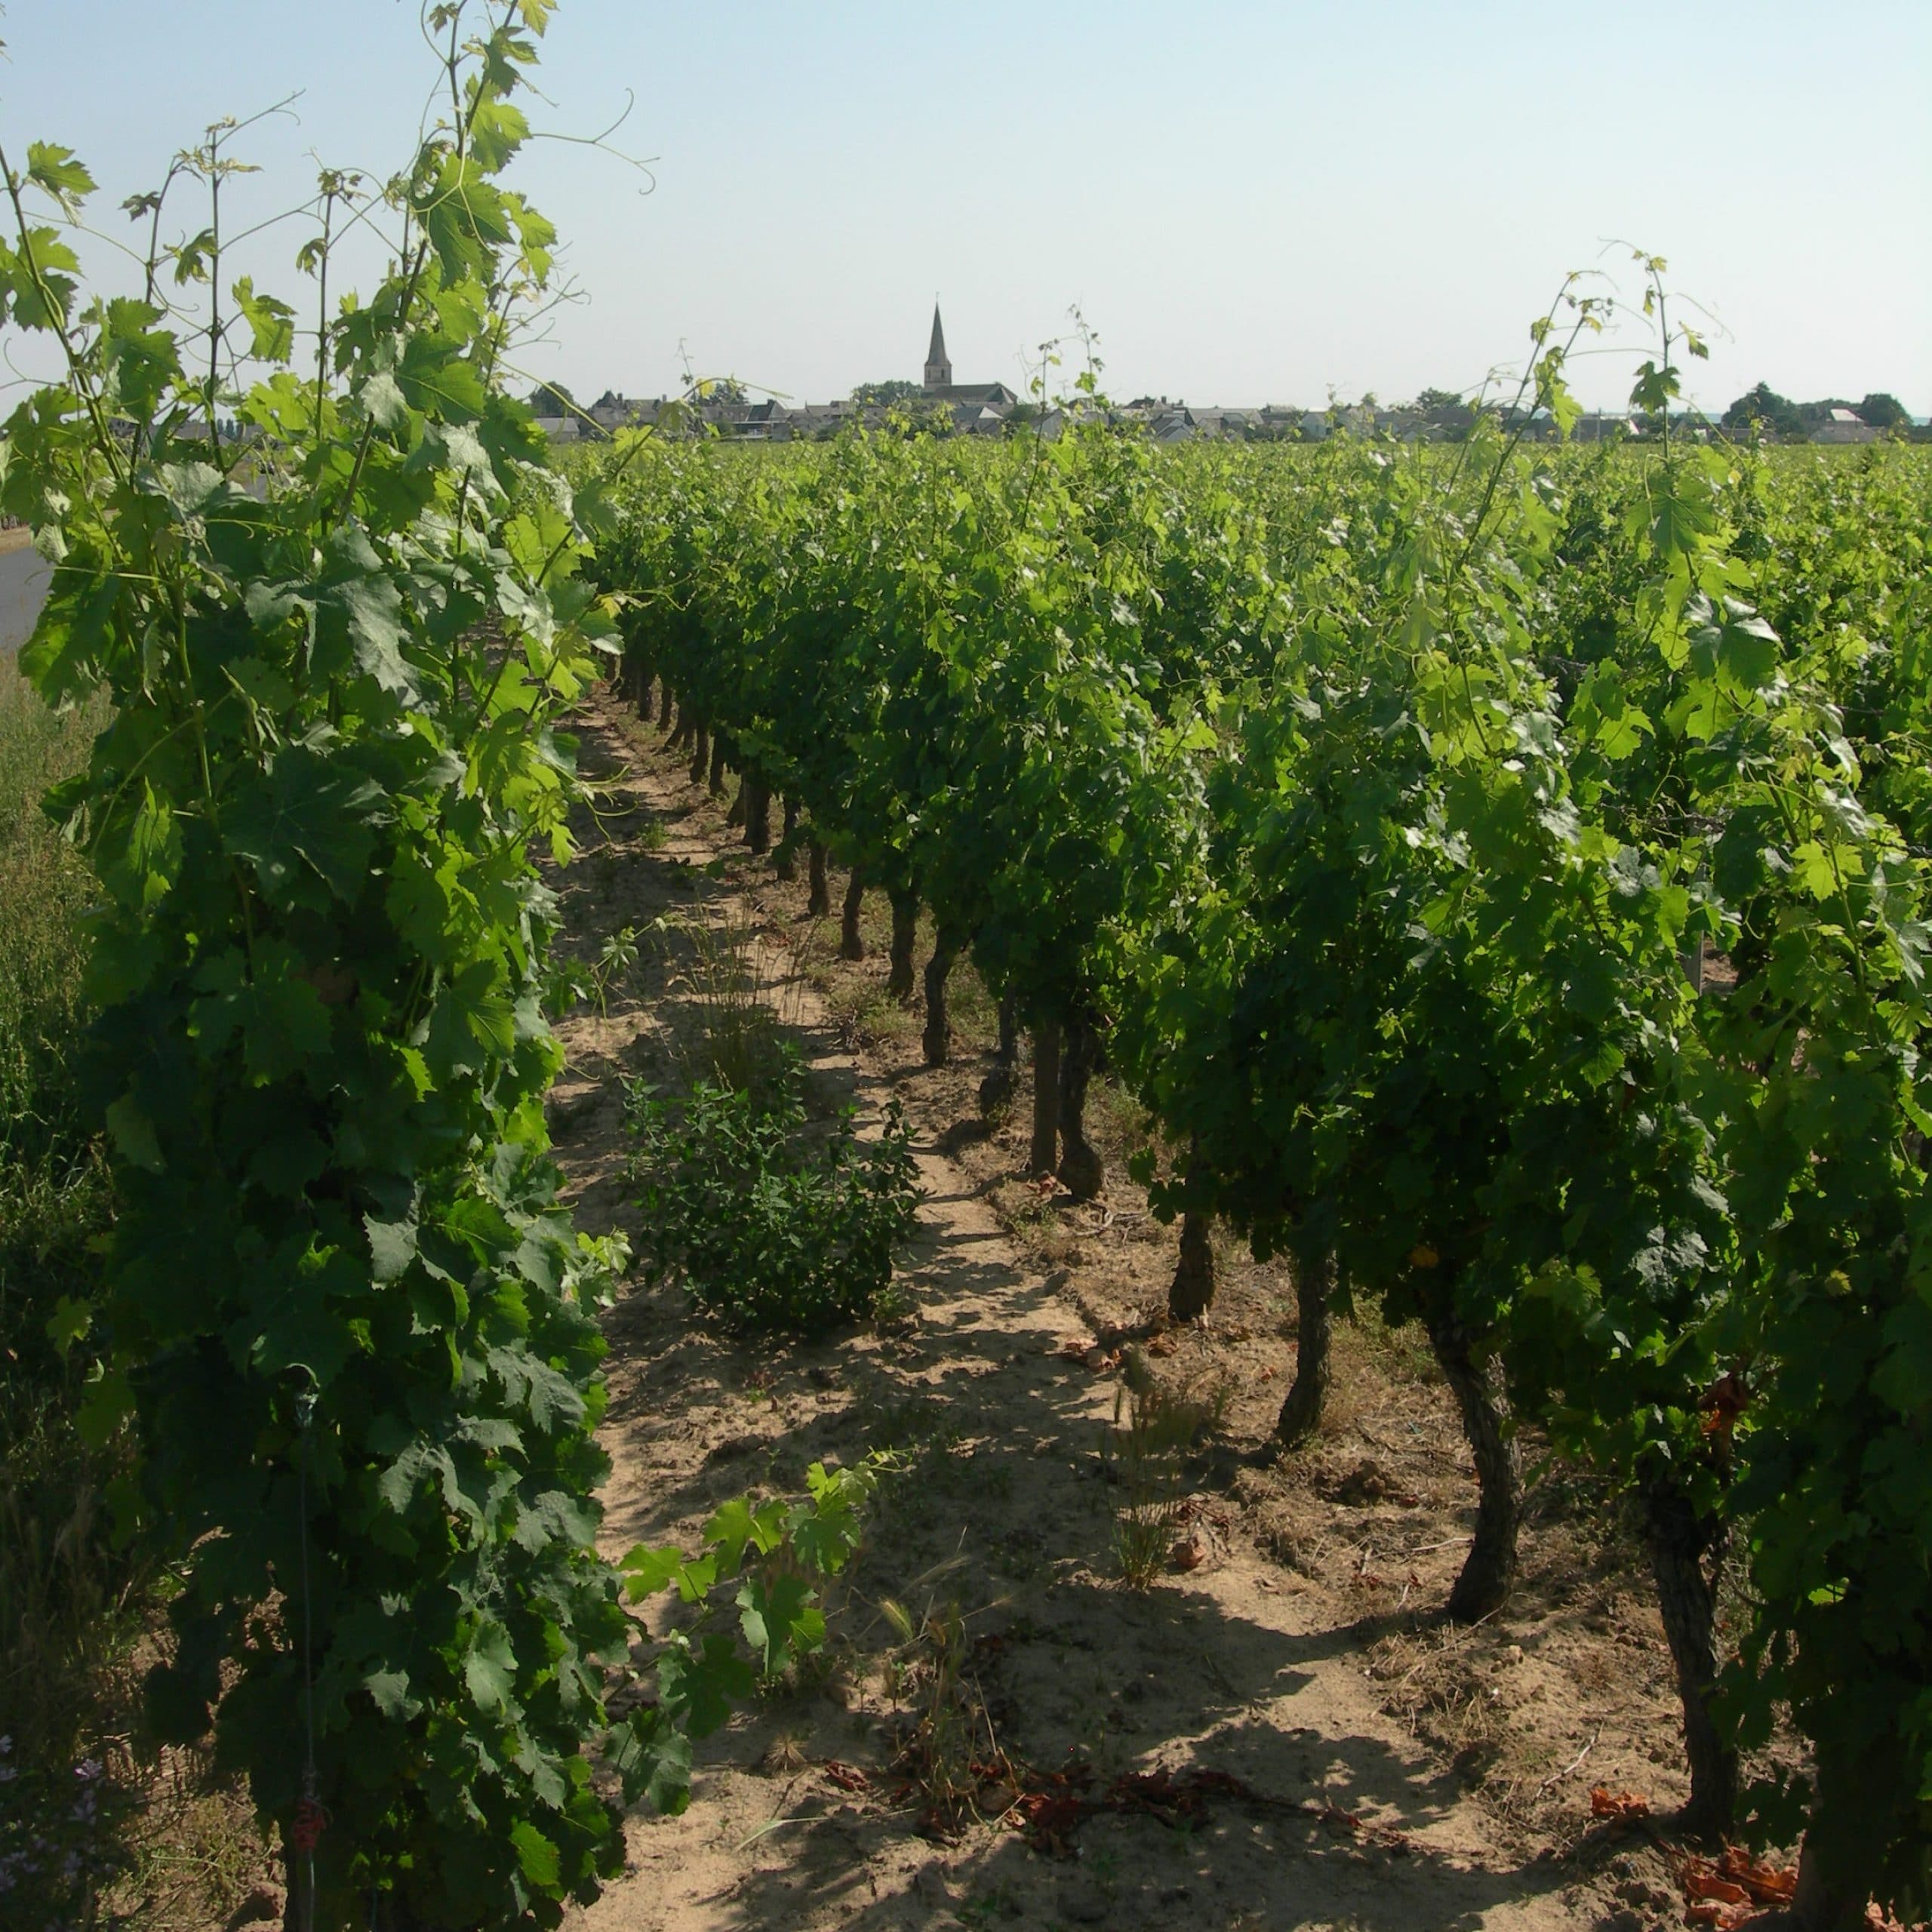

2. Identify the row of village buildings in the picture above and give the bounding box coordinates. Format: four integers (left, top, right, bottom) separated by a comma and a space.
537, 390, 1874, 446
534, 306, 1890, 448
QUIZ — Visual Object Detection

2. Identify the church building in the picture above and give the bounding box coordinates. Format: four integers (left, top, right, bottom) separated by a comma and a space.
919, 303, 1020, 430
924, 303, 952, 389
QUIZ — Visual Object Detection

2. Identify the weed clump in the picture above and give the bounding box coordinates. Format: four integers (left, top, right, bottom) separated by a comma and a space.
1102, 1352, 1227, 1588
626, 1053, 921, 1335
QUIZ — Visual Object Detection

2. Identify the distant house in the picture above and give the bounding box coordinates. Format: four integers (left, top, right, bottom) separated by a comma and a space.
788, 398, 857, 438
1244, 405, 1312, 440
931, 382, 1020, 410
945, 401, 1007, 435
727, 398, 793, 440
1814, 407, 1879, 445
1194, 408, 1253, 438
558, 392, 682, 436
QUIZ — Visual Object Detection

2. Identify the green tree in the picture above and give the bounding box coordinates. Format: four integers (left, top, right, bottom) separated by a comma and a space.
1795, 397, 1853, 428
1723, 383, 1806, 438
528, 379, 577, 417
1856, 391, 1909, 429
1412, 386, 1475, 436
852, 378, 922, 405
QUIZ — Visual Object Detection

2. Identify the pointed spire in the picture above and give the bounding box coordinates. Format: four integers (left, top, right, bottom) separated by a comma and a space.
924, 301, 952, 390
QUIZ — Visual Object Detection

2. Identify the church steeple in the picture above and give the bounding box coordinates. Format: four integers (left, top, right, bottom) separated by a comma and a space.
923, 302, 952, 390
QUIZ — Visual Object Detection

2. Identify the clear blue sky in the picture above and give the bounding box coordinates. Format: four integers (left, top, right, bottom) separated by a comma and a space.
2, 1, 1927, 413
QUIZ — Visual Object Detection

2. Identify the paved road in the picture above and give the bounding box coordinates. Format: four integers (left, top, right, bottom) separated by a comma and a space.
0, 543, 49, 657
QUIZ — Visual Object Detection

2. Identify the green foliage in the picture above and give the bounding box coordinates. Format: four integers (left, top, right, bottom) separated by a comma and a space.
0, 5, 739, 1926
613, 1458, 879, 1810
1854, 390, 1908, 429
1722, 382, 1914, 438
662, 915, 792, 1097
1723, 381, 1809, 438
0, 667, 96, 1172
0, 1739, 134, 1924
527, 379, 577, 417
851, 378, 922, 406
0, 664, 131, 1930
592, 269, 1932, 1911
626, 1057, 921, 1336
1411, 385, 1475, 435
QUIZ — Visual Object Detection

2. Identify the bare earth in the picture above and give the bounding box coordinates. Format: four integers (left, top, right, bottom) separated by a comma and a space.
547, 685, 1708, 1932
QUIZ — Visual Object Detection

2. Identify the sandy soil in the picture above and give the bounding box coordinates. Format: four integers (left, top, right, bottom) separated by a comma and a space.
546, 684, 1717, 1932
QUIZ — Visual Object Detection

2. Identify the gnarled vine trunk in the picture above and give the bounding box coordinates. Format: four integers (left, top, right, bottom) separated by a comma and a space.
922, 927, 962, 1066
688, 721, 709, 785
1057, 1013, 1103, 1202
979, 995, 1020, 1114
1168, 1208, 1217, 1323
840, 867, 866, 960
657, 679, 675, 730
1641, 1475, 1737, 1842
669, 704, 692, 752
776, 797, 800, 880
1275, 1244, 1333, 1447
708, 732, 729, 796
808, 838, 830, 917
1168, 1140, 1217, 1321
887, 887, 918, 1001
726, 778, 746, 829
1787, 1762, 1869, 1932
1426, 1306, 1520, 1622
745, 774, 772, 854
1029, 1020, 1061, 1174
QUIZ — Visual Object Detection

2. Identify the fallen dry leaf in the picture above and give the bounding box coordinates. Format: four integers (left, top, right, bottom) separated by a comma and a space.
1862, 1907, 1922, 1932
1686, 1875, 1751, 1908
1685, 1905, 1754, 1931
1588, 1785, 1651, 1821
1683, 1847, 1798, 1911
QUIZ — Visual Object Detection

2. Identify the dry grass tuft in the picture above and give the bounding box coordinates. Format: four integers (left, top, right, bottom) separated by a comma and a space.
1101, 1351, 1229, 1588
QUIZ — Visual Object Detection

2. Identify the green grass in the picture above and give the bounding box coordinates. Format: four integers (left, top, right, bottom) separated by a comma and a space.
0, 663, 97, 1154
0, 660, 146, 1920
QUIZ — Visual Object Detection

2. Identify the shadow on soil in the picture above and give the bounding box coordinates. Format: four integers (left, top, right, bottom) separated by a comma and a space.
556, 700, 1589, 1932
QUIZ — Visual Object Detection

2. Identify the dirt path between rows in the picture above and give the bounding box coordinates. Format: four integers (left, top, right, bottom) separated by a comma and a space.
547, 687, 1691, 1932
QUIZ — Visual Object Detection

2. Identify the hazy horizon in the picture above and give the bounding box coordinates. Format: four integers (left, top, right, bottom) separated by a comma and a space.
1, 1, 1926, 417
